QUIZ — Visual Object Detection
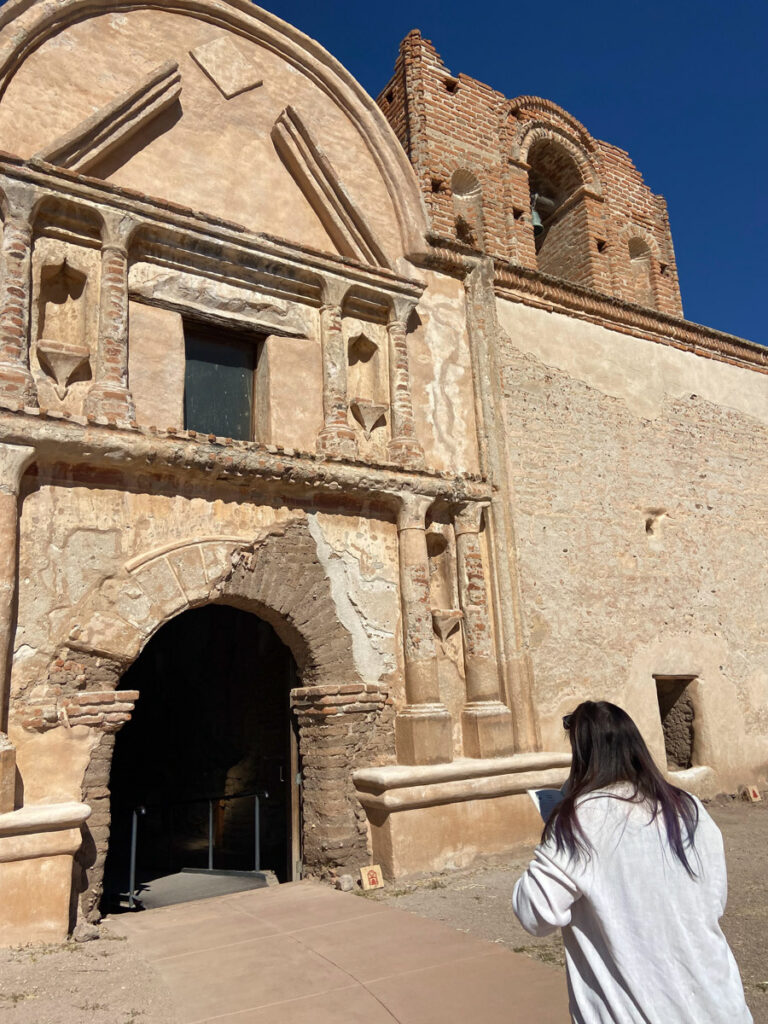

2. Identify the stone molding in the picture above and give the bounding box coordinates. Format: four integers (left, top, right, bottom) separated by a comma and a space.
0, 0, 429, 258
493, 260, 768, 374
35, 61, 182, 175
0, 801, 90, 839
413, 243, 768, 375
353, 752, 570, 812
0, 161, 423, 310
0, 408, 489, 503
291, 682, 391, 718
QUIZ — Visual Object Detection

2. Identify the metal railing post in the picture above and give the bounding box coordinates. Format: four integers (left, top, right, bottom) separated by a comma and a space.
208, 799, 214, 871
254, 794, 260, 872
128, 806, 145, 909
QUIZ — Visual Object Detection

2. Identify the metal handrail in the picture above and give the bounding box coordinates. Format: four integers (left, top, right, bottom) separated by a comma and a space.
127, 790, 268, 909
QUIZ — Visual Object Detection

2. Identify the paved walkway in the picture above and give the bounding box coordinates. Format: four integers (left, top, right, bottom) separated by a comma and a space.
113, 880, 569, 1023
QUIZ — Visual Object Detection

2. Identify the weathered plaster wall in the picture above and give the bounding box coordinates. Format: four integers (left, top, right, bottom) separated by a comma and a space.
10, 477, 404, 801
498, 298, 768, 789
0, 8, 405, 261
127, 301, 185, 429
409, 271, 480, 475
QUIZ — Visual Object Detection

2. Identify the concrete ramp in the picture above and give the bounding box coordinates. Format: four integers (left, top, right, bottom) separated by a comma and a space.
112, 880, 569, 1023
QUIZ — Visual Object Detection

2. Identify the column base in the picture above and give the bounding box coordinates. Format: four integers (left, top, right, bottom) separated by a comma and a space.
317, 423, 357, 459
395, 704, 453, 765
0, 363, 36, 408
388, 436, 425, 469
83, 382, 135, 422
462, 701, 515, 759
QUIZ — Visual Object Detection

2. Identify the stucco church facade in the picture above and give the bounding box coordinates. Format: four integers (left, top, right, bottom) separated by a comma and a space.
0, 0, 766, 944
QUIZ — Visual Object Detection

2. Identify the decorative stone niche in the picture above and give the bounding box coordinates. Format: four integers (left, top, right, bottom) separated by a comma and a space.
31, 237, 98, 412
426, 522, 464, 751
344, 318, 390, 458
451, 169, 484, 250
628, 237, 656, 310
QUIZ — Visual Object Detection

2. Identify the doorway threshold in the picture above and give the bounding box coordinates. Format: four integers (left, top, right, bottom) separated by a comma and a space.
120, 867, 274, 911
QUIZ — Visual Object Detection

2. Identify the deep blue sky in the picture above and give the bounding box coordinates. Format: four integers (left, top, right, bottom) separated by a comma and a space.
266, 0, 767, 345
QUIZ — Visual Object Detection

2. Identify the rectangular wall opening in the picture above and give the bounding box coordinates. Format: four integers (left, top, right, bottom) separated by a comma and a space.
654, 675, 696, 770
183, 321, 261, 441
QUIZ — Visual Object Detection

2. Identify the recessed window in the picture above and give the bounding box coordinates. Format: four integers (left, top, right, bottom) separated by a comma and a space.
183, 322, 260, 441
654, 675, 695, 770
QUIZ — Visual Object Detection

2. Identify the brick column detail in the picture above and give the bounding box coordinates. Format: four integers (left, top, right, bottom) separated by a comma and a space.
0, 188, 37, 408
386, 298, 424, 467
395, 492, 452, 765
0, 443, 34, 812
83, 215, 135, 422
454, 502, 514, 758
316, 280, 356, 458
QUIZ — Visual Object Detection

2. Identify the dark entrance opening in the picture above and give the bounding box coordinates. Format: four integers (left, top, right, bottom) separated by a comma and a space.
102, 604, 299, 911
654, 676, 695, 770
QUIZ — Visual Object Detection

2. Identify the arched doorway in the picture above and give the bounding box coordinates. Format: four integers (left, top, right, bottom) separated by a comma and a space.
102, 604, 300, 909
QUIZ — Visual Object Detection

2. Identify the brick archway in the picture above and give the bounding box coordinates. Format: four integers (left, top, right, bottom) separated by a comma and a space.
32, 516, 393, 924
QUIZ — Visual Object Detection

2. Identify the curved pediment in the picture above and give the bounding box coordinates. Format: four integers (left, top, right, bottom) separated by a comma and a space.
0, 0, 427, 268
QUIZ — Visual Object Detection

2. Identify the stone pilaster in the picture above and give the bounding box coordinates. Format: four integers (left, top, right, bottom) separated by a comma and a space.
83, 213, 135, 421
386, 297, 424, 467
316, 279, 356, 458
454, 502, 514, 758
0, 442, 35, 811
395, 492, 452, 765
0, 186, 37, 408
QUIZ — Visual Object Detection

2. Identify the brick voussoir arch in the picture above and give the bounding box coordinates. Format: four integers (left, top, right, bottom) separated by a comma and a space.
616, 223, 662, 258
60, 517, 357, 693
514, 124, 603, 197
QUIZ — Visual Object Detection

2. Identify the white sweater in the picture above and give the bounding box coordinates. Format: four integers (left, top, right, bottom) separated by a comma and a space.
512, 789, 752, 1024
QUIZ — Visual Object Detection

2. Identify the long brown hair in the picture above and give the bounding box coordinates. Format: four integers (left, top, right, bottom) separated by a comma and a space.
544, 701, 700, 876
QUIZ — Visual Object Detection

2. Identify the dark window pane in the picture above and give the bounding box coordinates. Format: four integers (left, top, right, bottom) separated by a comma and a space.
184, 325, 256, 441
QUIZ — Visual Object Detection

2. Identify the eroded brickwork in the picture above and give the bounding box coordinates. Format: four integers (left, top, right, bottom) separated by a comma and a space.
292, 683, 395, 873
379, 32, 682, 314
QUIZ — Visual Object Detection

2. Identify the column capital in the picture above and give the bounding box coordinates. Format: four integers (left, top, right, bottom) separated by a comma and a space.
100, 211, 136, 252
396, 492, 433, 532
0, 443, 34, 496
320, 276, 349, 310
453, 501, 489, 537
2, 180, 39, 223
388, 295, 418, 327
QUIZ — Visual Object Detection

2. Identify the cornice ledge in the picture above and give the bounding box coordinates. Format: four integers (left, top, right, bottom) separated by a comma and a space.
0, 407, 490, 504
493, 261, 768, 374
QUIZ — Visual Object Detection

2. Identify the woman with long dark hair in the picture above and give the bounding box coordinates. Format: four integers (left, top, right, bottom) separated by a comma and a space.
513, 701, 752, 1023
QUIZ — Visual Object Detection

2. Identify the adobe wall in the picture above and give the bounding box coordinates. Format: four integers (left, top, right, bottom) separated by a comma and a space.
497, 296, 768, 791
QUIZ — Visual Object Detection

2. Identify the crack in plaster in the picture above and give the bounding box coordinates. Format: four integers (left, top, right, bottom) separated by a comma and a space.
306, 513, 393, 683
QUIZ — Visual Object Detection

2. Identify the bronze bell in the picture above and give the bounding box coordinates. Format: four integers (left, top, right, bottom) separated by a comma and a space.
531, 208, 544, 236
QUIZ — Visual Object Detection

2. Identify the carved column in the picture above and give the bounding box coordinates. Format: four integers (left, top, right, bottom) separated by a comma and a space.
454, 502, 514, 758
316, 279, 356, 458
0, 186, 37, 408
386, 297, 424, 467
395, 492, 452, 765
0, 443, 35, 812
83, 213, 135, 421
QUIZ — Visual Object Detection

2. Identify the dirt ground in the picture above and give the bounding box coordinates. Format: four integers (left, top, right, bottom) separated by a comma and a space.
372, 797, 768, 1023
0, 797, 765, 1023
